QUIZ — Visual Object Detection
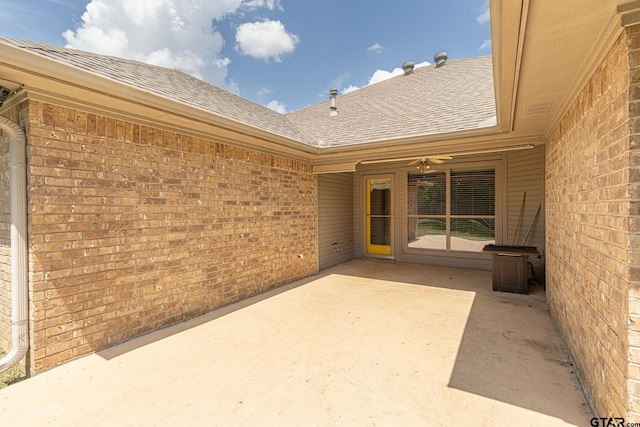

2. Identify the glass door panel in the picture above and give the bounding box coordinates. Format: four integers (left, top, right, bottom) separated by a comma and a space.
366, 178, 392, 255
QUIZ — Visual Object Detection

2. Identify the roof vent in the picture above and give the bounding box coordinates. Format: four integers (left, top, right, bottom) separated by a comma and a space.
329, 89, 338, 116
402, 61, 415, 76
434, 51, 448, 67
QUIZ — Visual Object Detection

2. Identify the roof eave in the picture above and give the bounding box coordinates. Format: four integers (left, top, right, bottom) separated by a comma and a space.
311, 125, 546, 166
491, 0, 527, 134
0, 41, 319, 161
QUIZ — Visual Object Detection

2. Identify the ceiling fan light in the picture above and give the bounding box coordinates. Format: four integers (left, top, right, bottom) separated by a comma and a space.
415, 160, 430, 173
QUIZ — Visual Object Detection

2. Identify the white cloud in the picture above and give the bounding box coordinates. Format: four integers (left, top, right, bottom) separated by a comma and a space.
477, 1, 490, 25
337, 60, 430, 95
342, 85, 360, 95
266, 100, 287, 113
62, 0, 258, 92
368, 67, 404, 85
367, 43, 383, 54
257, 87, 273, 97
243, 0, 282, 10
235, 19, 299, 62
479, 39, 491, 50
368, 60, 430, 85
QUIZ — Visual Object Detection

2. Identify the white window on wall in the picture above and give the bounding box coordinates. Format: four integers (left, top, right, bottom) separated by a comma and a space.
407, 167, 495, 252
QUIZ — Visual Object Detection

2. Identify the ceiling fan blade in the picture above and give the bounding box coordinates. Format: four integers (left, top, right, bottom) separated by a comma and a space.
408, 155, 452, 166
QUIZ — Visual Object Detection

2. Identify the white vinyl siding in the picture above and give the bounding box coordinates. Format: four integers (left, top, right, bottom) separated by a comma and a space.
352, 149, 544, 273
318, 173, 355, 270
506, 145, 545, 280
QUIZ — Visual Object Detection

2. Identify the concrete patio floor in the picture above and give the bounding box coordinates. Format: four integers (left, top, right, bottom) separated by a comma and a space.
0, 259, 592, 426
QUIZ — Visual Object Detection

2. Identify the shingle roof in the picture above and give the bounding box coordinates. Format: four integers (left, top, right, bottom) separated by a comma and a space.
0, 38, 496, 148
0, 37, 313, 145
286, 56, 496, 147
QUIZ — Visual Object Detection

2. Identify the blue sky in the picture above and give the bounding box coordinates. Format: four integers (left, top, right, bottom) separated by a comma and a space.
1, 0, 491, 113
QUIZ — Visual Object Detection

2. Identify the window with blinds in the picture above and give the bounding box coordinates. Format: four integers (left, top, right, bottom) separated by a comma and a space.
407, 167, 495, 252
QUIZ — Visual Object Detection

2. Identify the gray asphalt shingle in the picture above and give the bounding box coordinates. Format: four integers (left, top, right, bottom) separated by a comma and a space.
286, 57, 496, 146
0, 38, 496, 148
0, 37, 313, 145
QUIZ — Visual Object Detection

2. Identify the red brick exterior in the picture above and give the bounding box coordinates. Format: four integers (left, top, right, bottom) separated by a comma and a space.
12, 99, 317, 372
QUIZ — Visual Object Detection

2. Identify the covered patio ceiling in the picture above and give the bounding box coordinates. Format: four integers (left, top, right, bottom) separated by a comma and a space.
496, 0, 632, 137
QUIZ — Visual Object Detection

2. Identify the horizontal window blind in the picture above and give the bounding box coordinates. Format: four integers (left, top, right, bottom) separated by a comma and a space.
407, 171, 446, 216
451, 169, 495, 216
407, 167, 495, 252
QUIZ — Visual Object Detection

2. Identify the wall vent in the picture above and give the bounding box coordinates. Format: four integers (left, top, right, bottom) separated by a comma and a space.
525, 102, 553, 115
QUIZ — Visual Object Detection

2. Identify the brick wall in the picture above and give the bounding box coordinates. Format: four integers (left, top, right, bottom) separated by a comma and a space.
21, 100, 318, 373
546, 31, 630, 417
626, 23, 640, 421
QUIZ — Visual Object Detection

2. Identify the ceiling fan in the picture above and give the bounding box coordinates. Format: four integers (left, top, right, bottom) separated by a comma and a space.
408, 156, 452, 172
358, 144, 535, 169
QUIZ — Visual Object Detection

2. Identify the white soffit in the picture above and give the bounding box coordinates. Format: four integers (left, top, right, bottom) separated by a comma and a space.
513, 0, 627, 137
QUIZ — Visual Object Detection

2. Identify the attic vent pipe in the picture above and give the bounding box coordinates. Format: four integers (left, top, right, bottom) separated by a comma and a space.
434, 51, 448, 67
402, 61, 415, 76
329, 88, 338, 116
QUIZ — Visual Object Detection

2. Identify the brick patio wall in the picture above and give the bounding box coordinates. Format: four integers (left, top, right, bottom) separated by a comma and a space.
20, 100, 318, 373
626, 23, 640, 422
546, 30, 631, 418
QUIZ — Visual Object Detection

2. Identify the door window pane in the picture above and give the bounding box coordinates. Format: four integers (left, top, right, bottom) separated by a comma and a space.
367, 178, 393, 255
370, 217, 391, 246
369, 179, 391, 215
